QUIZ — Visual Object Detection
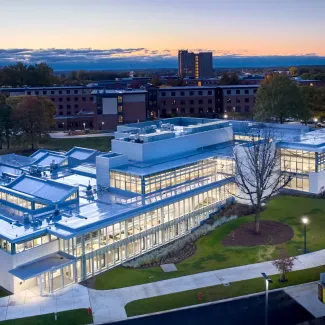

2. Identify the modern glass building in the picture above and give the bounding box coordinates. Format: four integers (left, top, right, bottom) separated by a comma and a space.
0, 117, 322, 295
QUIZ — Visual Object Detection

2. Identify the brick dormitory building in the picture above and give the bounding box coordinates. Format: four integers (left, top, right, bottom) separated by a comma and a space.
147, 85, 259, 119
0, 84, 259, 131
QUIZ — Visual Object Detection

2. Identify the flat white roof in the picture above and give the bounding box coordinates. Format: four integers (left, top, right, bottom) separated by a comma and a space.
66, 147, 97, 160
35, 154, 67, 167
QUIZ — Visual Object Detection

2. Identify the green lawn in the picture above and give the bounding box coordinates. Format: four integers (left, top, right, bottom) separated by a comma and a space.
39, 136, 112, 152
125, 265, 325, 317
0, 309, 93, 325
95, 195, 325, 290
0, 136, 112, 155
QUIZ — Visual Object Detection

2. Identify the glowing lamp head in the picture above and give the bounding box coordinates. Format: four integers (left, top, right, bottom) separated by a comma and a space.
302, 217, 308, 225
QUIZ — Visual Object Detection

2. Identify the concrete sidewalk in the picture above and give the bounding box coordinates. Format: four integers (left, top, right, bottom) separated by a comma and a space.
0, 284, 90, 322
1, 249, 325, 324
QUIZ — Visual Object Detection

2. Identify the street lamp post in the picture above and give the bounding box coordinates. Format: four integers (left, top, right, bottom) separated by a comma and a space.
101, 121, 105, 130
261, 273, 273, 325
224, 114, 228, 119
314, 118, 318, 128
302, 217, 308, 253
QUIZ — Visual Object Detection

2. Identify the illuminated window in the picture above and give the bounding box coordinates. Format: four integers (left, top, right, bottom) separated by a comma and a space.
35, 202, 47, 209
118, 96, 123, 103
118, 116, 123, 123
118, 106, 123, 113
110, 171, 141, 194
65, 192, 78, 201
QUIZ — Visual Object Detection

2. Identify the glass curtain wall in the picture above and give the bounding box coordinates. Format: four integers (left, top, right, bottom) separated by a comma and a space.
110, 171, 142, 193
60, 182, 235, 279
317, 152, 325, 172
0, 191, 32, 209
143, 157, 234, 194
16, 234, 57, 253
41, 264, 75, 293
280, 149, 315, 192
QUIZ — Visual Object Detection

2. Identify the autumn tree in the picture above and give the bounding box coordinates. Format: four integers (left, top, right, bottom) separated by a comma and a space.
0, 62, 57, 87
289, 67, 298, 76
272, 246, 296, 282
254, 74, 311, 123
13, 96, 56, 149
0, 96, 13, 149
233, 127, 292, 234
301, 86, 325, 114
220, 72, 239, 85
150, 74, 163, 86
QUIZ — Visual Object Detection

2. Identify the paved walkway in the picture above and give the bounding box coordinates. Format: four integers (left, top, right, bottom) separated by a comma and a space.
0, 284, 90, 322
285, 282, 325, 318
1, 249, 325, 324
49, 132, 114, 139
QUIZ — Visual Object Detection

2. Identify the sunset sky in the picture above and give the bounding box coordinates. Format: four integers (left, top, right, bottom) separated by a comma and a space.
1, 0, 325, 69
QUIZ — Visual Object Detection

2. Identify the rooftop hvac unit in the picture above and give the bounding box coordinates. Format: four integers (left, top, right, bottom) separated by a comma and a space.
23, 213, 30, 224
129, 134, 139, 141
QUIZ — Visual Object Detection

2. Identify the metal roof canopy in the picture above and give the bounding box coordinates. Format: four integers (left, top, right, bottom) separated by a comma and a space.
9, 252, 74, 280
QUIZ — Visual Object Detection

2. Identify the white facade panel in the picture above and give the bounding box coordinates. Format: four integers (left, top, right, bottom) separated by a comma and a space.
234, 141, 279, 205
103, 98, 118, 115
0, 250, 14, 292
112, 126, 233, 162
309, 169, 325, 194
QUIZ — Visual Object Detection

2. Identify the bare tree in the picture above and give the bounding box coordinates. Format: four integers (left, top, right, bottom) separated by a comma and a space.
233, 126, 291, 234
272, 246, 296, 282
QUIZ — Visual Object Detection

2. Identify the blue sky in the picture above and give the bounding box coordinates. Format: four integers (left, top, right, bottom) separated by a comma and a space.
1, 0, 325, 69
